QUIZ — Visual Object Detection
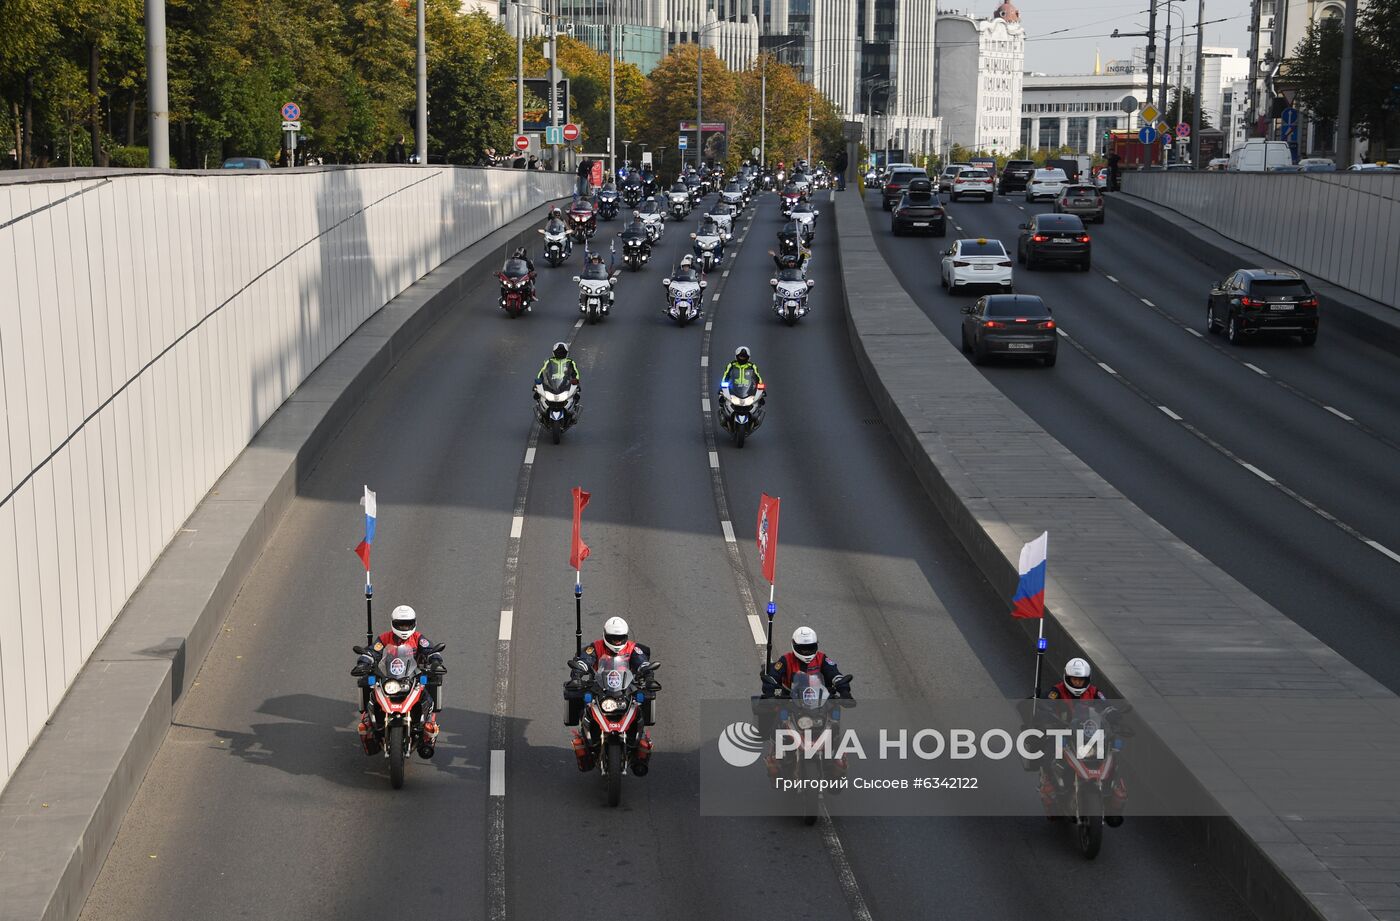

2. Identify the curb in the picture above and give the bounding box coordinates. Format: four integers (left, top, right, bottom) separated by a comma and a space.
831, 187, 1360, 921
0, 195, 567, 921
1110, 191, 1400, 355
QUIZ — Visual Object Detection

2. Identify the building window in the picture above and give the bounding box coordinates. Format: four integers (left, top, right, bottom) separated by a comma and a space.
1067, 117, 1089, 153
1038, 118, 1060, 150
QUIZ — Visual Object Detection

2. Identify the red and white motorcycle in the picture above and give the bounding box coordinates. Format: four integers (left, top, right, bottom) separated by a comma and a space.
568, 653, 661, 806
353, 641, 445, 789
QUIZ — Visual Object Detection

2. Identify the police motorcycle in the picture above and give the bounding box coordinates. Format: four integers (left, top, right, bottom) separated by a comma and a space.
565, 653, 662, 807
534, 359, 581, 444
661, 260, 706, 327
351, 640, 447, 789
691, 220, 726, 272
770, 268, 816, 326
597, 182, 621, 220
790, 201, 819, 245
684, 172, 704, 206
718, 368, 766, 448
538, 215, 572, 267
1033, 700, 1133, 860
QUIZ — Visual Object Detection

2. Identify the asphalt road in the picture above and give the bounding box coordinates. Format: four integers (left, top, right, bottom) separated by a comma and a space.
80, 189, 1251, 921
866, 187, 1400, 696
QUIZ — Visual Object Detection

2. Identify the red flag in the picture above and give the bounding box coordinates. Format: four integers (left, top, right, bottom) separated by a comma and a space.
756, 493, 781, 584
354, 540, 371, 571
570, 487, 591, 569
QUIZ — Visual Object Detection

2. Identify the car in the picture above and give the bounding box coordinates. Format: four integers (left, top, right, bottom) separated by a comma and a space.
1092, 166, 1109, 188
1025, 168, 1068, 202
1228, 139, 1294, 172
891, 178, 947, 236
950, 168, 995, 201
1053, 184, 1105, 223
960, 294, 1057, 366
941, 238, 1013, 293
882, 168, 929, 210
1206, 268, 1319, 346
999, 159, 1036, 193
1298, 157, 1336, 172
939, 163, 972, 193
1017, 213, 1091, 271
221, 157, 271, 169
1165, 162, 1194, 171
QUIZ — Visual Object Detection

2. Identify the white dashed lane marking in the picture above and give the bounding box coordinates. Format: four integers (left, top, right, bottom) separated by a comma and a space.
1241, 463, 1276, 483
1097, 362, 1117, 375
1326, 405, 1354, 422
490, 750, 505, 796
1244, 362, 1268, 376
720, 519, 736, 543
497, 609, 513, 642
1158, 406, 1182, 421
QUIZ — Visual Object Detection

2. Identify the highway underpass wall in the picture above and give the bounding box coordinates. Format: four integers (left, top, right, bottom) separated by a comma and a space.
1121, 171, 1400, 312
0, 166, 572, 792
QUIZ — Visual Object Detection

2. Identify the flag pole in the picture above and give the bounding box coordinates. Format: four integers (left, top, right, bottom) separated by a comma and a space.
575, 569, 583, 657
764, 585, 776, 672
1032, 618, 1046, 699
365, 569, 374, 646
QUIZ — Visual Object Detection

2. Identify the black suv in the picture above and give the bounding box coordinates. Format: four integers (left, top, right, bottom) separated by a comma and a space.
1207, 269, 1319, 346
891, 178, 947, 236
1017, 213, 1091, 271
999, 159, 1036, 194
881, 168, 928, 210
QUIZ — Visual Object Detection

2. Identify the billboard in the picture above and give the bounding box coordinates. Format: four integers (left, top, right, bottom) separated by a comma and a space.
516, 78, 570, 132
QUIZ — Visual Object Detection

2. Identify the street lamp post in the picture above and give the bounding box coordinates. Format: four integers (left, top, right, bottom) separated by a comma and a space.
1191, 0, 1205, 165
145, 0, 168, 168
609, 14, 616, 178
416, 0, 427, 164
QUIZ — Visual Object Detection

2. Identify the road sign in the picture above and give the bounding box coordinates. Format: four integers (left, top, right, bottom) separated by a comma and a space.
1161, 132, 1174, 147
1281, 107, 1299, 126
678, 135, 688, 150
544, 126, 563, 145
514, 134, 530, 151
281, 102, 301, 121
1121, 95, 1139, 114
1281, 123, 1298, 142
1139, 125, 1158, 144
281, 121, 301, 132
1175, 122, 1191, 138
1141, 104, 1159, 123
562, 122, 580, 143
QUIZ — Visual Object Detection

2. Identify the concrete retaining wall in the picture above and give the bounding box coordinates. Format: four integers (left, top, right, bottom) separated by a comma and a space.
1121, 171, 1400, 310
0, 166, 571, 791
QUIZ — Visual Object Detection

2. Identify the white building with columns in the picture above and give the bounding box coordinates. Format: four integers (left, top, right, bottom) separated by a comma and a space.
933, 1, 1025, 155
1019, 72, 1150, 155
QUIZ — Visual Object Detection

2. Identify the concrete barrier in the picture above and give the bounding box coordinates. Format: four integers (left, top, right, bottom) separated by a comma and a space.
1121, 171, 1400, 311
0, 166, 570, 792
0, 170, 568, 921
833, 187, 1400, 921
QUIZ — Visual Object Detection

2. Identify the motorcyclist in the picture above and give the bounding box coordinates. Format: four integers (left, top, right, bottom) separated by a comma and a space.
536, 341, 581, 409
760, 626, 852, 699
543, 208, 572, 256
694, 216, 725, 263
502, 246, 537, 306
579, 251, 616, 314
352, 604, 445, 757
568, 616, 656, 775
772, 222, 810, 270
719, 346, 764, 396
1037, 657, 1127, 823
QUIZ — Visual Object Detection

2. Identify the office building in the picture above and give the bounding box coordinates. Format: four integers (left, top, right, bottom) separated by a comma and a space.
934, 2, 1025, 155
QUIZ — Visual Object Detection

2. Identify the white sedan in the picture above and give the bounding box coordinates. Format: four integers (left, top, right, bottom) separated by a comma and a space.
940, 238, 1014, 294
1025, 168, 1068, 202
950, 168, 995, 201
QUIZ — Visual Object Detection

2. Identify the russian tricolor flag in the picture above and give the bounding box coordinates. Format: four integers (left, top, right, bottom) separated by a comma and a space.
1010, 531, 1048, 619
354, 486, 377, 571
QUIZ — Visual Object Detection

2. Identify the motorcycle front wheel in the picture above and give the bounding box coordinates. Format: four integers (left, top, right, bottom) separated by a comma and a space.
551, 420, 562, 445
1078, 815, 1103, 859
735, 427, 747, 449
388, 723, 406, 789
605, 741, 623, 807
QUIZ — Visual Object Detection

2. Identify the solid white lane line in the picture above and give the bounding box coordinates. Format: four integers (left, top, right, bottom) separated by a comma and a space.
1158, 405, 1182, 421
498, 609, 514, 642
721, 519, 736, 543
708, 451, 721, 469
747, 614, 767, 646
1325, 405, 1355, 422
523, 447, 535, 465
1186, 328, 1203, 338
819, 812, 877, 921
1241, 463, 1276, 483
1244, 362, 1268, 376
1097, 362, 1118, 375
1368, 540, 1400, 566
1105, 275, 1119, 283
510, 516, 524, 539
490, 750, 505, 796
1140, 298, 1155, 307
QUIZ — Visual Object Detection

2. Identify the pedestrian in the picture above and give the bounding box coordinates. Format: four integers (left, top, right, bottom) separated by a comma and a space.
576, 157, 593, 197
529, 154, 541, 171
1105, 151, 1121, 192
389, 134, 407, 164
833, 148, 848, 190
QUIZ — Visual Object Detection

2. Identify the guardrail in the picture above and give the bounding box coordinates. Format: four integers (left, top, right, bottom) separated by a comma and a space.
1121, 171, 1400, 310
0, 165, 571, 792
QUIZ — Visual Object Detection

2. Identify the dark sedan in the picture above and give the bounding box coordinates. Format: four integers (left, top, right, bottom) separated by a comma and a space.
882, 168, 928, 210
1017, 213, 1091, 271
1207, 268, 1319, 346
960, 294, 1058, 366
891, 178, 946, 236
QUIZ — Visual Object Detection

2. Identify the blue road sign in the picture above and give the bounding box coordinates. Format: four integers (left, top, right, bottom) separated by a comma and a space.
1139, 125, 1158, 144
1281, 123, 1298, 142
1161, 132, 1174, 146
678, 135, 688, 150
1281, 107, 1299, 126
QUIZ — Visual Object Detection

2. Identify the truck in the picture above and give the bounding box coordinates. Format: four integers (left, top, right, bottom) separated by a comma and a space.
1108, 129, 1163, 169
1047, 155, 1092, 182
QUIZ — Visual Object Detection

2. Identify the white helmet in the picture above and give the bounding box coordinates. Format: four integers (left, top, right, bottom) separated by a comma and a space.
390, 605, 417, 641
791, 626, 819, 663
1063, 658, 1092, 697
603, 616, 630, 653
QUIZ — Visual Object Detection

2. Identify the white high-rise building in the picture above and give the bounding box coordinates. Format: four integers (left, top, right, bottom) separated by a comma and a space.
934, 2, 1025, 155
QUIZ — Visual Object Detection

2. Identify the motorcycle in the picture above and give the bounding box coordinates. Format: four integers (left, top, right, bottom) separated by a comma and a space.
770, 273, 815, 326
638, 210, 665, 243
718, 372, 766, 447
597, 188, 620, 220
771, 239, 810, 272
662, 273, 706, 326
758, 671, 854, 824
780, 191, 802, 218
538, 227, 571, 267
497, 269, 536, 318
670, 195, 690, 221
352, 641, 446, 789
620, 234, 651, 271
691, 230, 724, 272
567, 653, 661, 807
535, 366, 581, 445
1037, 702, 1131, 860
573, 272, 615, 324
791, 208, 818, 245
706, 207, 735, 238
622, 183, 643, 207
567, 208, 597, 243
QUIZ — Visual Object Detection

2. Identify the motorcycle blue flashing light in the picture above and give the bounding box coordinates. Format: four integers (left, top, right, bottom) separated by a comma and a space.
767, 602, 776, 616
778, 709, 789, 722
635, 692, 646, 703
584, 692, 593, 704
420, 675, 428, 685
1037, 637, 1048, 651
367, 675, 376, 686
1113, 738, 1124, 751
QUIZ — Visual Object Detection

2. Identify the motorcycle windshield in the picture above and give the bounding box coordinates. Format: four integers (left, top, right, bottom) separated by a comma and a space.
503, 259, 531, 278
789, 672, 830, 709
540, 366, 574, 395
593, 654, 635, 697
723, 371, 759, 400
376, 644, 422, 681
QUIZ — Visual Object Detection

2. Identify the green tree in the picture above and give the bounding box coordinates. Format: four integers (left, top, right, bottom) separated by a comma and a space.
1286, 9, 1395, 148
427, 7, 516, 163
1166, 87, 1212, 131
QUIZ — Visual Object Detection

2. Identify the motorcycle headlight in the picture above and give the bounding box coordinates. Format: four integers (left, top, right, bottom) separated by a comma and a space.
601, 698, 621, 713
797, 715, 815, 730
383, 680, 403, 695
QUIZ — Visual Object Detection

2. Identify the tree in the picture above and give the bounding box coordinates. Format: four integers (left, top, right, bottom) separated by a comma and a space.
1286, 10, 1395, 147
1166, 87, 1212, 131
640, 44, 736, 175
427, 7, 515, 164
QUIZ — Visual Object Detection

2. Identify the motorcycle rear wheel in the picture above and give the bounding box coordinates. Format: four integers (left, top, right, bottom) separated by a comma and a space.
388, 724, 406, 789
605, 742, 623, 807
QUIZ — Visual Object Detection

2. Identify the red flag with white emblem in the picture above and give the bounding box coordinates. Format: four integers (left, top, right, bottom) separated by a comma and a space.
756, 493, 781, 584
570, 487, 591, 570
